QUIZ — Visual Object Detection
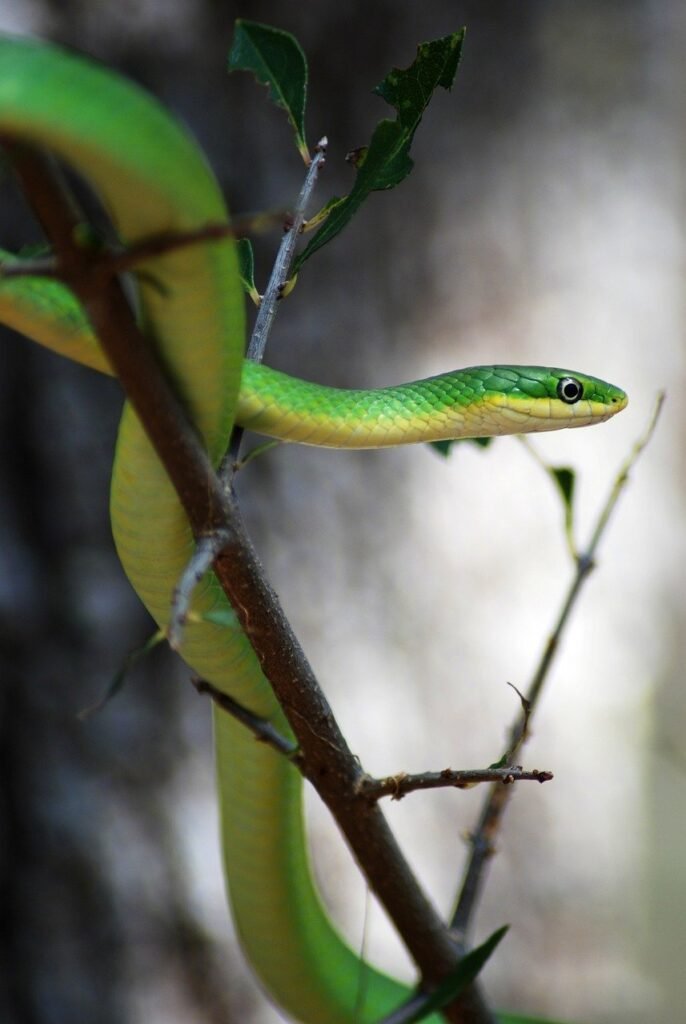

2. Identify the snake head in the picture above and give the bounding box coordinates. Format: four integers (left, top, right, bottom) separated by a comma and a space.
481, 366, 628, 434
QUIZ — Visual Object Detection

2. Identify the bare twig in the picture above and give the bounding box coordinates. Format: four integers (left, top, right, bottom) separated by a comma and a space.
77, 629, 165, 721
174, 140, 326, 643
0, 210, 287, 280
356, 766, 553, 802
221, 136, 328, 476
168, 532, 232, 651
233, 438, 283, 472
192, 677, 301, 761
164, 140, 328, 641
450, 394, 665, 943
246, 136, 328, 364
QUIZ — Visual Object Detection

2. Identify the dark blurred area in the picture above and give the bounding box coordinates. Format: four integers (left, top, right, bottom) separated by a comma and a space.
1, 3, 683, 1024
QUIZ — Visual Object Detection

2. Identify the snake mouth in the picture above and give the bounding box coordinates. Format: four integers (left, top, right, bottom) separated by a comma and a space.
486, 392, 628, 433
593, 390, 629, 421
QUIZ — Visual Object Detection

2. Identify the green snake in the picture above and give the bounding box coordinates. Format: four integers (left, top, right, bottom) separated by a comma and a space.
0, 38, 627, 1024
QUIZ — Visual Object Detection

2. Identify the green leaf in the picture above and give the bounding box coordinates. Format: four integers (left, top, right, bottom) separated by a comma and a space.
430, 435, 494, 457
550, 464, 577, 558
237, 238, 260, 305
293, 29, 465, 271
551, 466, 575, 512
373, 35, 464, 122
228, 20, 309, 162
390, 925, 508, 1024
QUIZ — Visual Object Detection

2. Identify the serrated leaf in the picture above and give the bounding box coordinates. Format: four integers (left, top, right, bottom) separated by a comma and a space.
430, 435, 494, 457
373, 35, 464, 123
293, 29, 465, 271
551, 466, 575, 512
237, 237, 260, 305
228, 20, 309, 161
384, 925, 508, 1024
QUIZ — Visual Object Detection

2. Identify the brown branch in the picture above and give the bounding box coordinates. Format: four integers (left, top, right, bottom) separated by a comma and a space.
193, 677, 552, 795
1, 141, 226, 534
357, 766, 553, 802
107, 210, 287, 270
192, 677, 301, 762
450, 393, 665, 944
0, 209, 287, 280
3, 141, 494, 1023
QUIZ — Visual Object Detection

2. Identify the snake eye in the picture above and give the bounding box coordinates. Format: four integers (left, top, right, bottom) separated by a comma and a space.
557, 377, 583, 404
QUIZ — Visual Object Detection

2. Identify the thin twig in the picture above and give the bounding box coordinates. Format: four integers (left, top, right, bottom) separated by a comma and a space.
192, 677, 301, 761
233, 438, 283, 472
450, 394, 665, 942
110, 211, 287, 273
356, 766, 553, 802
184, 137, 328, 660
168, 532, 232, 651
0, 210, 286, 280
246, 136, 328, 364
173, 141, 327, 640
221, 137, 328, 476
77, 629, 166, 720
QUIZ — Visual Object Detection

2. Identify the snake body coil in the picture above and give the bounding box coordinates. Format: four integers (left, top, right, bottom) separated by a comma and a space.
0, 38, 627, 1024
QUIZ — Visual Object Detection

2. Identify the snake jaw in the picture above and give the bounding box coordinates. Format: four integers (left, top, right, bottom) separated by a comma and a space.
484, 390, 627, 435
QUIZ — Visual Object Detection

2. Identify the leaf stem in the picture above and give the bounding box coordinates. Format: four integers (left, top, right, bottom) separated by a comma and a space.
0, 211, 286, 279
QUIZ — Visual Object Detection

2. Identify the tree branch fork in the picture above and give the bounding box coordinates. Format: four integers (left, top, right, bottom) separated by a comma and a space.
2, 142, 499, 1022
192, 676, 553, 800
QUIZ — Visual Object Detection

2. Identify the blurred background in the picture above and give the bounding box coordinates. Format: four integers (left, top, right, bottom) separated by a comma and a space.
0, 2, 683, 1023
